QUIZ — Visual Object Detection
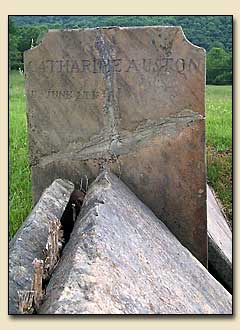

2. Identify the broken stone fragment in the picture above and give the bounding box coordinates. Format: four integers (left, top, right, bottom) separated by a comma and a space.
9, 179, 74, 314
207, 185, 232, 292
39, 170, 232, 315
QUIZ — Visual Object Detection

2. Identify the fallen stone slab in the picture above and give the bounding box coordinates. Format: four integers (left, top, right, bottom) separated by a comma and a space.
207, 184, 232, 292
9, 179, 74, 314
39, 171, 232, 315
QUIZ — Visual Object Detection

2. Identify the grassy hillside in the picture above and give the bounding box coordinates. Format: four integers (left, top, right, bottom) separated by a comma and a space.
9, 71, 232, 237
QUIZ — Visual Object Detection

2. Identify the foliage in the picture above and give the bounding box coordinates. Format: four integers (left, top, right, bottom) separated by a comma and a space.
9, 19, 21, 69
9, 16, 232, 84
9, 19, 50, 70
11, 15, 233, 52
207, 48, 232, 85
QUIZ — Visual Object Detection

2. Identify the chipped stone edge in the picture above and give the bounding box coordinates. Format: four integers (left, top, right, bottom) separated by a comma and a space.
179, 26, 206, 54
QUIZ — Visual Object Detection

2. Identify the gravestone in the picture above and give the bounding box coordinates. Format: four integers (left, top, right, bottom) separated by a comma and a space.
24, 26, 206, 265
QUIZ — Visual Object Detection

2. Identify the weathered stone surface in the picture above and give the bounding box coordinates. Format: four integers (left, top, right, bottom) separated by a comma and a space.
207, 185, 232, 292
9, 179, 74, 314
24, 26, 206, 265
39, 171, 231, 315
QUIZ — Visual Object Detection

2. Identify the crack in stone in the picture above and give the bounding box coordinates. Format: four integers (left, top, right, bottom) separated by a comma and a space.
37, 110, 203, 167
95, 29, 120, 142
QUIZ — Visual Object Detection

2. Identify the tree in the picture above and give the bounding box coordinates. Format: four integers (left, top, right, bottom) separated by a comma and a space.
207, 47, 232, 85
9, 18, 21, 70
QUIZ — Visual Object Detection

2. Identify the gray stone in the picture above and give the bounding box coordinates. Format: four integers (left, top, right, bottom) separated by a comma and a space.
9, 179, 74, 314
207, 184, 232, 292
39, 171, 231, 315
24, 26, 207, 265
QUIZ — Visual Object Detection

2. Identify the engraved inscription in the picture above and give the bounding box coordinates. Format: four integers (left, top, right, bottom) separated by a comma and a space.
28, 89, 112, 101
31, 90, 37, 97
47, 90, 74, 99
27, 57, 199, 75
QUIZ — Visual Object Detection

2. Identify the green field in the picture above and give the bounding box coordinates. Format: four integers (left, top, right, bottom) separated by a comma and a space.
9, 72, 233, 238
9, 72, 32, 237
206, 85, 232, 226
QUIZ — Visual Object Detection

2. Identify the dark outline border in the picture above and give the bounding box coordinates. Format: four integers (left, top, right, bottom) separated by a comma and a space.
8, 14, 234, 317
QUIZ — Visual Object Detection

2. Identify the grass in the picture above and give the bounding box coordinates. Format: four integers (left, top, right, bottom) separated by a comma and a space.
206, 85, 232, 225
9, 72, 233, 238
9, 71, 32, 238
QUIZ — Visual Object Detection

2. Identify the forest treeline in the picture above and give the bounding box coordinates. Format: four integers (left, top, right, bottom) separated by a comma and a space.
9, 16, 232, 85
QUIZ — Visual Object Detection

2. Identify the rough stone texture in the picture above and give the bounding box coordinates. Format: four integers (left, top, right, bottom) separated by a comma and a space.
207, 184, 232, 292
24, 26, 206, 265
39, 171, 231, 315
9, 179, 74, 314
